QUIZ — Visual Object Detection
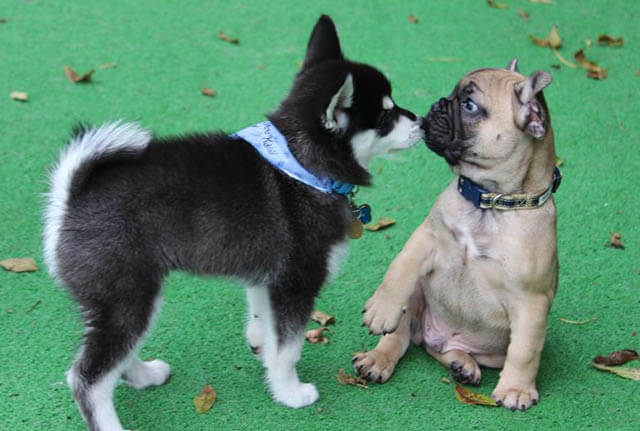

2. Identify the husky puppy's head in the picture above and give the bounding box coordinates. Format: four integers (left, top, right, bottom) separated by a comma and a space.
270, 15, 422, 186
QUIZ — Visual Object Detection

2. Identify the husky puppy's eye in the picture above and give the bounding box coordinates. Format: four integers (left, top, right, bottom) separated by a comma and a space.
461, 98, 479, 113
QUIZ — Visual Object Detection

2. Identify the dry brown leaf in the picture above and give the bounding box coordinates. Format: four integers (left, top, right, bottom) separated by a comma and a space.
305, 327, 329, 344
9, 91, 28, 102
408, 14, 418, 24
636, 69, 640, 76
597, 34, 624, 48
574, 50, 608, 80
218, 30, 239, 44
100, 62, 117, 69
193, 384, 217, 413
516, 9, 530, 20
426, 57, 464, 63
558, 317, 598, 325
201, 88, 216, 97
606, 232, 625, 249
311, 310, 335, 326
529, 0, 553, 3
529, 34, 550, 47
64, 66, 94, 83
336, 368, 368, 388
592, 362, 640, 381
454, 384, 497, 406
257, 64, 265, 70
1, 257, 38, 272
366, 217, 396, 232
487, 0, 509, 9
594, 349, 640, 366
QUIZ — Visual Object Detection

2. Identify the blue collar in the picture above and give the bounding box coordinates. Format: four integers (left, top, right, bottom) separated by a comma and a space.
231, 121, 371, 224
231, 121, 354, 196
457, 167, 562, 210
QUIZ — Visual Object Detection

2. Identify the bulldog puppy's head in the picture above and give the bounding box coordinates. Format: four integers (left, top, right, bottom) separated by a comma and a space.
422, 59, 553, 192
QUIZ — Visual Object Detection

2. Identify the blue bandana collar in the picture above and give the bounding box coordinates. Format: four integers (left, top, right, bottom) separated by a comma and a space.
231, 121, 371, 223
458, 167, 562, 210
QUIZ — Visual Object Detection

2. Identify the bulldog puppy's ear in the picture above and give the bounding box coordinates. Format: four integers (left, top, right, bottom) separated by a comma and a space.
507, 58, 520, 73
514, 70, 552, 139
323, 74, 354, 133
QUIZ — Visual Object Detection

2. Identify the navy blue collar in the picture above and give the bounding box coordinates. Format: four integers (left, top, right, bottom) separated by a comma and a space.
457, 167, 562, 210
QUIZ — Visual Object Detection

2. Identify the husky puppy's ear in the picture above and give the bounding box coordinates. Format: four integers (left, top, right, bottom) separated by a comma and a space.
303, 15, 344, 68
322, 74, 353, 133
514, 70, 552, 138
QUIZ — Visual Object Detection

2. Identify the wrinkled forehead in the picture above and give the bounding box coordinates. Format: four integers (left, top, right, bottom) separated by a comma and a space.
455, 68, 524, 96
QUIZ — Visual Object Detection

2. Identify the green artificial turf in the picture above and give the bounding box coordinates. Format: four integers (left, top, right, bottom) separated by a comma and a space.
1, 1, 639, 430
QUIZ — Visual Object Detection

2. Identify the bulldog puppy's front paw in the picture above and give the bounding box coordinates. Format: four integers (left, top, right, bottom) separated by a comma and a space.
491, 382, 539, 411
362, 289, 407, 335
352, 350, 397, 383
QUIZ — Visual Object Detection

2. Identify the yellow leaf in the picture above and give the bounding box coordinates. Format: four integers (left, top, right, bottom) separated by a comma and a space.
454, 384, 497, 406
558, 317, 598, 325
193, 384, 217, 414
311, 310, 335, 326
548, 24, 562, 49
9, 91, 28, 102
1, 257, 38, 272
592, 363, 640, 381
366, 217, 396, 232
487, 0, 509, 9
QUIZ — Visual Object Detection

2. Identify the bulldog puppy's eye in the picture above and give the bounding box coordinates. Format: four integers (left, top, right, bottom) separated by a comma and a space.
461, 98, 479, 114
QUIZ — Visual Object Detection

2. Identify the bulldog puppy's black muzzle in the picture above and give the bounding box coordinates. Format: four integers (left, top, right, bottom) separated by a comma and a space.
421, 97, 466, 165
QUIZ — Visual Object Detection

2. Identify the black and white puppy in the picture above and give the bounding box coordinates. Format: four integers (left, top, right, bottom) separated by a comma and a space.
44, 15, 421, 431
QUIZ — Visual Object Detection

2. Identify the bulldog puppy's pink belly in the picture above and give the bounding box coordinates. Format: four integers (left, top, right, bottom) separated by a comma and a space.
409, 285, 509, 358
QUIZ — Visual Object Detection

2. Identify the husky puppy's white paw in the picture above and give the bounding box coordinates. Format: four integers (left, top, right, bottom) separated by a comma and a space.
273, 382, 319, 408
123, 358, 171, 389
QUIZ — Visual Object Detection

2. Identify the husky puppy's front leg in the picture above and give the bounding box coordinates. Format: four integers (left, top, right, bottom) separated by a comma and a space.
491, 292, 551, 410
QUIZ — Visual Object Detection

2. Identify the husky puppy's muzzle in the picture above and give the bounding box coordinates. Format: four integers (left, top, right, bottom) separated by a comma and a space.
421, 96, 467, 165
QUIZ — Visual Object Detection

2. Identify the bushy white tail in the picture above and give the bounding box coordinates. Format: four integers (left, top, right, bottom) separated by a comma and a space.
43, 122, 152, 279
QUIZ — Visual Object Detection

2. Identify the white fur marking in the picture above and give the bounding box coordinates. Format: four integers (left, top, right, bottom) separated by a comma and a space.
326, 240, 349, 281
43, 122, 151, 280
245, 286, 270, 361
382, 96, 394, 110
351, 115, 423, 168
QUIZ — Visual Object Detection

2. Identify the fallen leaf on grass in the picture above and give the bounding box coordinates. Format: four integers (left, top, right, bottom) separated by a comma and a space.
594, 349, 640, 366
597, 34, 624, 48
9, 91, 28, 102
636, 69, 640, 76
605, 232, 625, 249
0, 18, 8, 24
311, 310, 335, 326
408, 14, 418, 24
487, 0, 509, 9
305, 327, 329, 344
100, 62, 117, 69
529, 25, 577, 68
218, 30, 239, 45
555, 157, 564, 167
592, 363, 640, 381
201, 88, 216, 97
366, 217, 396, 232
426, 57, 463, 63
336, 368, 368, 388
516, 9, 530, 20
1, 258, 38, 272
441, 377, 451, 384
529, 0, 553, 3
574, 50, 608, 80
454, 384, 497, 406
26, 300, 42, 314
64, 66, 94, 83
558, 317, 598, 325
193, 384, 217, 413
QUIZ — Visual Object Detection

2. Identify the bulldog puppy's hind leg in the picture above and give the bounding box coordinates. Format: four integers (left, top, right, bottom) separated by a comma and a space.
425, 348, 481, 386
